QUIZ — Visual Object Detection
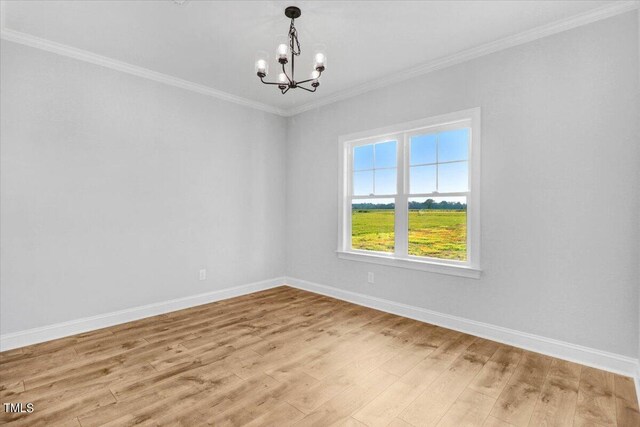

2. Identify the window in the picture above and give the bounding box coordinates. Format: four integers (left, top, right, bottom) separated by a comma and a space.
337, 108, 481, 278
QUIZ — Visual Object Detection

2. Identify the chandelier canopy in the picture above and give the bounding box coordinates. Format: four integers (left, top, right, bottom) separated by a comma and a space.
255, 6, 326, 94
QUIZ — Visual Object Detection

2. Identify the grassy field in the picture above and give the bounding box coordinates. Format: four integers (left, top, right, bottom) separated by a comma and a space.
351, 209, 467, 260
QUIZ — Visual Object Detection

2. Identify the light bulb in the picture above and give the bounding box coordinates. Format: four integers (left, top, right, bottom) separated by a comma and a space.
277, 44, 289, 61
311, 69, 320, 88
255, 59, 268, 76
314, 52, 326, 67
278, 73, 288, 84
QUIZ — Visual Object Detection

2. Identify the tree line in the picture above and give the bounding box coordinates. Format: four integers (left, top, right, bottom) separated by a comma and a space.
353, 199, 467, 211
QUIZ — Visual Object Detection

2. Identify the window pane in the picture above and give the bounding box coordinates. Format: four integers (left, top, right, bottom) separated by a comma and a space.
353, 170, 373, 196
354, 144, 374, 170
352, 198, 395, 253
410, 134, 437, 165
375, 141, 397, 168
408, 197, 467, 260
438, 161, 468, 193
375, 168, 397, 195
438, 128, 469, 162
410, 165, 436, 194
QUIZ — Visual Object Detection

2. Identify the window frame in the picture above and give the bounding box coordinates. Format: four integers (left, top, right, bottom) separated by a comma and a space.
337, 108, 481, 279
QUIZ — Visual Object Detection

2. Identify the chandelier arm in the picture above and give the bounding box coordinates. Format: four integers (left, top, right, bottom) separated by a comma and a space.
297, 69, 323, 85
281, 86, 290, 95
297, 84, 317, 93
281, 63, 293, 84
296, 77, 316, 85
260, 77, 285, 86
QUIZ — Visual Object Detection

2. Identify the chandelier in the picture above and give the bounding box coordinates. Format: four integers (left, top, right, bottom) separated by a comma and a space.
255, 6, 326, 94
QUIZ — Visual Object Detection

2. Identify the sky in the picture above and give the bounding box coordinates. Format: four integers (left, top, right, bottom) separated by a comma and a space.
353, 128, 469, 199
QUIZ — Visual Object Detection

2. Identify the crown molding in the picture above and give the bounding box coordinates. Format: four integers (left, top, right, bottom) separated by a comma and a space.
0, 27, 287, 117
1, 1, 637, 117
0, 1, 6, 30
286, 0, 640, 117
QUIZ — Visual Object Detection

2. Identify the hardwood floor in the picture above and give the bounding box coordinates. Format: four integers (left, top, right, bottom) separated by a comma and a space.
0, 286, 637, 426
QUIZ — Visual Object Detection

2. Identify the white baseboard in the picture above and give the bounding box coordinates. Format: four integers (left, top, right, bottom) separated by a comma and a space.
285, 276, 639, 379
636, 364, 640, 409
0, 277, 285, 351
3, 274, 638, 404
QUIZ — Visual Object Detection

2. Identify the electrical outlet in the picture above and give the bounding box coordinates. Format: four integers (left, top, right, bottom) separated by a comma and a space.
367, 272, 374, 284
199, 269, 207, 281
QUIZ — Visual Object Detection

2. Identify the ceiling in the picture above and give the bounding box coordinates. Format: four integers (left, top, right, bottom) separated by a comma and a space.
1, 1, 628, 114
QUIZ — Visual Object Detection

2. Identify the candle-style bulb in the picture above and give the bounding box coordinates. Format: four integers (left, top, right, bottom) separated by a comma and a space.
277, 44, 289, 63
314, 52, 326, 71
311, 69, 320, 87
255, 59, 268, 77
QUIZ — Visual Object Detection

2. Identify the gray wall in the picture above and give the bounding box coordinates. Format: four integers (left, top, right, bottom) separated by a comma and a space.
0, 40, 287, 334
285, 12, 640, 357
1, 12, 638, 358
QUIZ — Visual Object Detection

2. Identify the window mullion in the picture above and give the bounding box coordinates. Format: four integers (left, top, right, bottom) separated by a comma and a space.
345, 147, 354, 251
395, 133, 409, 258
435, 133, 439, 192
372, 144, 376, 195
347, 196, 352, 251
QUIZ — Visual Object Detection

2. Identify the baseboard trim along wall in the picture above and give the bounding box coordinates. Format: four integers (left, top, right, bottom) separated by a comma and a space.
2, 275, 639, 391
0, 277, 285, 351
284, 277, 640, 380
636, 365, 640, 410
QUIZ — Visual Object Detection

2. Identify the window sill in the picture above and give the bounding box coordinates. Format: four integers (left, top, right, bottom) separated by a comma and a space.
336, 250, 482, 279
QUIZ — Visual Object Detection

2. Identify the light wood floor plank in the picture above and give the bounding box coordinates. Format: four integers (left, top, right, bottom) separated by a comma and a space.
527, 376, 579, 426
489, 351, 552, 426
615, 398, 640, 427
483, 415, 516, 427
614, 374, 639, 411
468, 345, 523, 399
399, 339, 499, 426
333, 417, 369, 427
245, 400, 306, 426
388, 418, 416, 427
548, 359, 582, 382
295, 368, 397, 426
576, 367, 617, 427
436, 388, 496, 427
352, 333, 476, 427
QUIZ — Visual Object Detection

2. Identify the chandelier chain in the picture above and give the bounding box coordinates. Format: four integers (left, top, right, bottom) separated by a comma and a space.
289, 18, 301, 56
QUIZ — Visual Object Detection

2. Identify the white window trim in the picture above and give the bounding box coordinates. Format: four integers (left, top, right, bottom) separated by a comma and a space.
337, 107, 481, 279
